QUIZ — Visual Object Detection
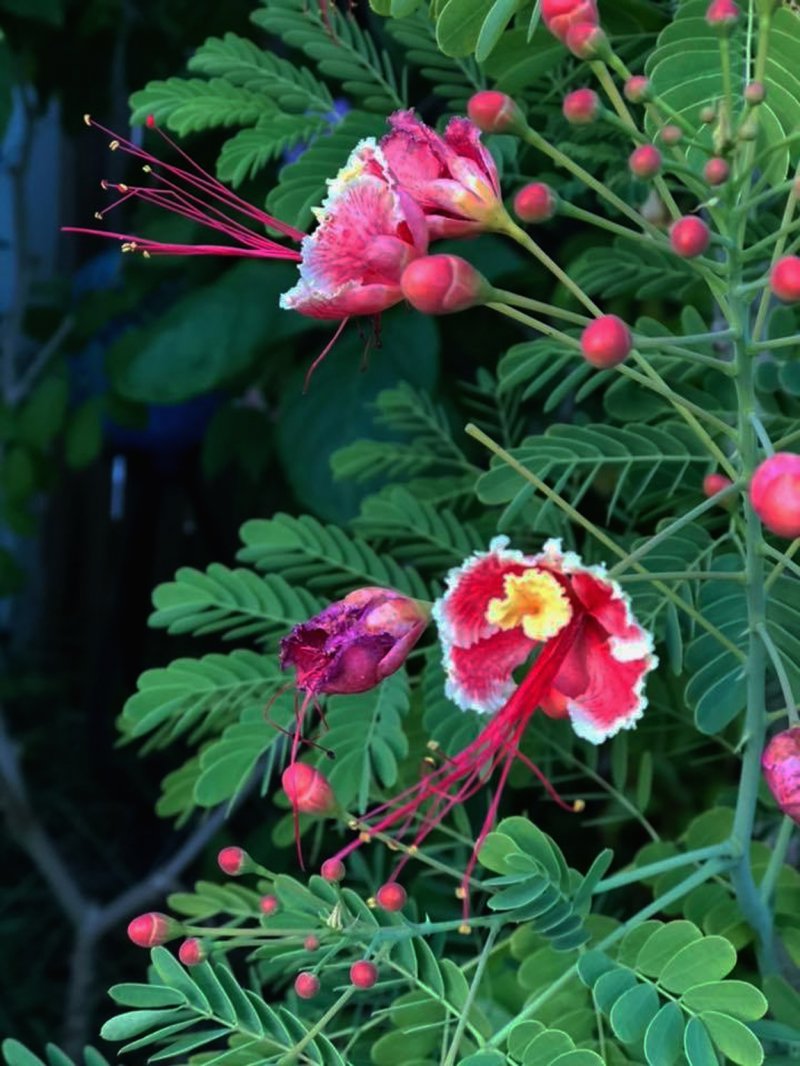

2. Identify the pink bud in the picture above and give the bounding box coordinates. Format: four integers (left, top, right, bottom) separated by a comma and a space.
706, 0, 740, 27
259, 894, 279, 916
562, 88, 600, 125
294, 972, 321, 999
541, 0, 599, 45
282, 762, 335, 815
669, 216, 710, 258
401, 255, 491, 315
178, 938, 206, 966
350, 960, 378, 989
513, 182, 557, 223
744, 81, 766, 105
762, 728, 800, 824
624, 76, 650, 103
466, 91, 525, 134
659, 124, 683, 145
321, 858, 346, 882
565, 22, 608, 59
217, 846, 252, 876
704, 157, 730, 186
703, 473, 733, 499
770, 256, 800, 303
700, 105, 717, 124
629, 145, 662, 180
375, 881, 407, 912
127, 912, 181, 948
145, 114, 156, 129
750, 453, 800, 538
580, 315, 632, 369
304, 935, 320, 951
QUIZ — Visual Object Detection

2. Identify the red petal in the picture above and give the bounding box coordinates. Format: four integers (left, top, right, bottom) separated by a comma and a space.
445, 628, 534, 712
435, 539, 531, 648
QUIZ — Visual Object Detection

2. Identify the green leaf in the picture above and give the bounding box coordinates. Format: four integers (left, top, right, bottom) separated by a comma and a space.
2, 1042, 46, 1066
520, 1029, 574, 1065
609, 982, 660, 1044
636, 920, 703, 977
216, 112, 328, 186
681, 982, 768, 1022
129, 79, 273, 135
593, 970, 638, 1015
659, 937, 737, 994
108, 986, 187, 1009
644, 1002, 685, 1066
17, 375, 68, 451
700, 1012, 764, 1066
65, 399, 103, 469
549, 1054, 605, 1066
386, 11, 482, 109
683, 1017, 719, 1066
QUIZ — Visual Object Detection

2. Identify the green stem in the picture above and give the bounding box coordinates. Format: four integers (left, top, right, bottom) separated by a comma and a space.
492, 288, 590, 326
501, 218, 601, 314
764, 538, 800, 589
595, 842, 735, 894
487, 858, 730, 1050
617, 570, 745, 583
277, 987, 356, 1065
757, 622, 799, 726
759, 816, 796, 905
442, 923, 500, 1066
488, 301, 581, 345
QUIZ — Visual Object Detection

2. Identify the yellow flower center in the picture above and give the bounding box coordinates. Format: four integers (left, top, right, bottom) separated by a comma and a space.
485, 569, 572, 641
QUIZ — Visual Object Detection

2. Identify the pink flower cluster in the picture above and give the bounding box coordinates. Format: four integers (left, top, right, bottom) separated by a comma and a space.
68, 111, 504, 324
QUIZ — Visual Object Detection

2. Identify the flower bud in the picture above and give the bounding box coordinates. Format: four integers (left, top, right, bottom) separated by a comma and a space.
513, 182, 557, 223
629, 145, 662, 180
700, 105, 717, 124
562, 88, 600, 125
304, 935, 320, 951
704, 157, 730, 186
659, 124, 683, 146
178, 938, 206, 966
624, 76, 650, 103
703, 473, 733, 500
466, 91, 526, 135
295, 972, 321, 999
401, 255, 492, 315
750, 453, 800, 538
706, 0, 740, 29
282, 763, 336, 815
565, 22, 609, 60
744, 81, 766, 105
669, 216, 710, 258
259, 894, 279, 916
350, 960, 378, 989
541, 0, 599, 44
321, 858, 346, 882
762, 728, 800, 824
580, 315, 632, 368
375, 881, 407, 912
217, 846, 253, 876
770, 256, 800, 303
127, 912, 182, 948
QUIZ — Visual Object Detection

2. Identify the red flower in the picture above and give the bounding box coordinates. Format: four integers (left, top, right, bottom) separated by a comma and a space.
762, 728, 800, 823
380, 111, 505, 238
541, 0, 599, 44
321, 538, 655, 910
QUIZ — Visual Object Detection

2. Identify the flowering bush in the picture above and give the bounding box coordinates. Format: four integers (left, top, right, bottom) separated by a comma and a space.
9, 1, 800, 1065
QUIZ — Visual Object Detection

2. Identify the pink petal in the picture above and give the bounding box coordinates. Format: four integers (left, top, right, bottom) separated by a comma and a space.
444, 628, 534, 713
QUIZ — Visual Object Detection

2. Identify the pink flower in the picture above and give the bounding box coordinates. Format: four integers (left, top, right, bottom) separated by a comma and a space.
380, 111, 505, 238
541, 0, 599, 44
280, 586, 430, 698
65, 120, 427, 324
321, 538, 655, 911
280, 140, 429, 319
762, 728, 800, 823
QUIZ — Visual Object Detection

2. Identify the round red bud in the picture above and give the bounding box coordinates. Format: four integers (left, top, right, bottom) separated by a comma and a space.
562, 88, 599, 125
703, 157, 730, 186
565, 21, 608, 59
706, 0, 740, 27
659, 124, 683, 146
259, 894, 279, 916
770, 256, 800, 303
217, 846, 251, 876
467, 91, 525, 134
699, 104, 717, 124
541, 0, 600, 44
145, 114, 156, 129
744, 81, 766, 105
624, 76, 650, 103
513, 182, 557, 223
282, 762, 335, 815
375, 881, 408, 912
580, 315, 632, 369
750, 452, 800, 538
350, 960, 378, 989
762, 728, 800, 824
294, 972, 321, 1000
703, 473, 733, 499
629, 145, 662, 180
320, 858, 346, 882
304, 935, 320, 951
178, 938, 206, 966
401, 255, 491, 315
669, 216, 710, 258
127, 912, 181, 949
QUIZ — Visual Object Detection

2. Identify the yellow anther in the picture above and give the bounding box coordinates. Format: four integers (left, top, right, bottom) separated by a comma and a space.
407, 845, 419, 856
142, 164, 152, 173
423, 756, 436, 767
359, 831, 372, 843
366, 897, 377, 908
454, 887, 466, 900
109, 139, 119, 150
573, 799, 586, 813
458, 923, 472, 935
142, 250, 151, 258
426, 740, 440, 752
118, 183, 129, 192
347, 818, 359, 830
83, 114, 92, 126
94, 212, 102, 220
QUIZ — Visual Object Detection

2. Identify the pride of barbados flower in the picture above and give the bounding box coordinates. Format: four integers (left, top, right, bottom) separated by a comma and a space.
321, 539, 656, 909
